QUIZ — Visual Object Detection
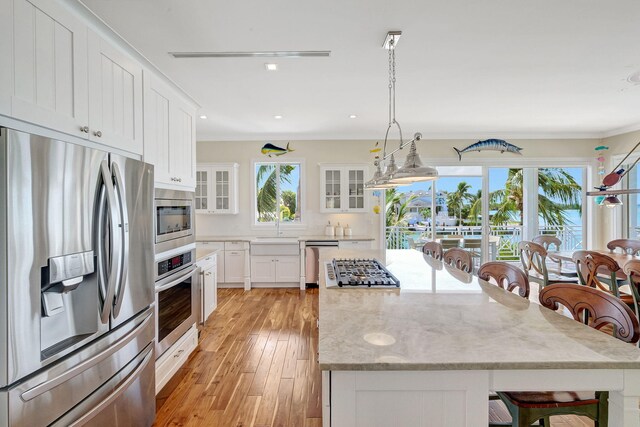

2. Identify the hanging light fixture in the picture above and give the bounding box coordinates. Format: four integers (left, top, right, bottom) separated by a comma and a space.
601, 195, 623, 208
365, 31, 438, 190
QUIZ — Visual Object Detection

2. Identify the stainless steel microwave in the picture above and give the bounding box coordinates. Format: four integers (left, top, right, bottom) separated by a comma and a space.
154, 189, 195, 254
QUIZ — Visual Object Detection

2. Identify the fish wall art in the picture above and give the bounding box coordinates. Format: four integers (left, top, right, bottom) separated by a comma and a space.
453, 139, 523, 161
261, 142, 294, 157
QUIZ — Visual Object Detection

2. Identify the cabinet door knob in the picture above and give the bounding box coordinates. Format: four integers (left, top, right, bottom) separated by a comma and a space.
80, 126, 89, 133
94, 130, 102, 137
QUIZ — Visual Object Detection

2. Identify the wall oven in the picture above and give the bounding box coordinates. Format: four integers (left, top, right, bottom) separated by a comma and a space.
155, 189, 195, 254
155, 248, 200, 358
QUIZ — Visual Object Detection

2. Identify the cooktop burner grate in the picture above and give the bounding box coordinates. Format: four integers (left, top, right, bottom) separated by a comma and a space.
326, 258, 400, 288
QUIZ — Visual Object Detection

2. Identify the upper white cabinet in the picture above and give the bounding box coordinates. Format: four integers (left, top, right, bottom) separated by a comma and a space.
319, 164, 368, 213
195, 163, 239, 214
87, 30, 143, 154
4, 0, 89, 138
0, 0, 197, 160
143, 73, 197, 189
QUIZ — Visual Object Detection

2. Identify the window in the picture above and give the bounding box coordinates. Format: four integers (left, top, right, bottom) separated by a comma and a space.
254, 162, 302, 225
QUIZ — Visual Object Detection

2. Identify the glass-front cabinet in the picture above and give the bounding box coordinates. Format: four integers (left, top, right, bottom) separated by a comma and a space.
195, 163, 239, 214
320, 164, 368, 213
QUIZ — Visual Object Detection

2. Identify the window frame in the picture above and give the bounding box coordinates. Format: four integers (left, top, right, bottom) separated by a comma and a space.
252, 158, 306, 229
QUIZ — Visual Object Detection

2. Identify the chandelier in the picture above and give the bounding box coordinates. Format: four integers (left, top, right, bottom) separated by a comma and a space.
365, 31, 438, 190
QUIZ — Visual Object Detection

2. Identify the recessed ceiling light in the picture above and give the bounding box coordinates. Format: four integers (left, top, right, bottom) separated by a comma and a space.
627, 70, 640, 84
274, 115, 283, 119
349, 114, 357, 119
265, 63, 278, 71
199, 115, 207, 119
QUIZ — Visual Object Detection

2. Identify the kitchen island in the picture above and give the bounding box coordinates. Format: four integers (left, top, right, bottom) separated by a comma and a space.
318, 249, 640, 427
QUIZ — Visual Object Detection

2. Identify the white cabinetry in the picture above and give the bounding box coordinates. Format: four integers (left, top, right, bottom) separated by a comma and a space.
320, 164, 368, 213
224, 250, 245, 283
199, 241, 250, 289
196, 253, 217, 324
1, 1, 144, 154
195, 163, 239, 214
3, 0, 89, 137
87, 30, 143, 154
0, 0, 198, 159
155, 325, 198, 394
144, 73, 196, 188
250, 243, 300, 287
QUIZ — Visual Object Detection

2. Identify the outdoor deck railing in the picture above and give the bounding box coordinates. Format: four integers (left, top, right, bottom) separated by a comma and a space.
386, 223, 583, 260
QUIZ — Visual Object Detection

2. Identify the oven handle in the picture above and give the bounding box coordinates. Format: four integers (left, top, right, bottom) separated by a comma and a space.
155, 266, 198, 293
111, 161, 129, 319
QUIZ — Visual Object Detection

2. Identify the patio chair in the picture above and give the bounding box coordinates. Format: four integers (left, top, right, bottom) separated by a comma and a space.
491, 283, 640, 427
518, 241, 578, 288
422, 241, 443, 260
442, 248, 473, 273
440, 237, 462, 250
478, 262, 529, 299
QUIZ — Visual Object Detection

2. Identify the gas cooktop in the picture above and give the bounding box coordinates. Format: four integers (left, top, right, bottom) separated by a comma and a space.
324, 258, 400, 288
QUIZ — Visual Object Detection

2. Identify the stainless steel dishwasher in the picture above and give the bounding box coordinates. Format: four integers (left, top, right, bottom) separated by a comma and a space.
305, 240, 339, 285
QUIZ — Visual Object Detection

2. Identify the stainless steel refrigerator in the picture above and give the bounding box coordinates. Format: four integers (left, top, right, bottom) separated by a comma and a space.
0, 128, 156, 426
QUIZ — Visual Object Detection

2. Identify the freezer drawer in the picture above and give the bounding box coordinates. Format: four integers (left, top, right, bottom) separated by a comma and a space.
1, 308, 155, 427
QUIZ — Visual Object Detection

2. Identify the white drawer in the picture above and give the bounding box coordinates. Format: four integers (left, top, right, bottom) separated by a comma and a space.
338, 240, 372, 249
197, 253, 216, 270
225, 241, 247, 251
155, 325, 198, 394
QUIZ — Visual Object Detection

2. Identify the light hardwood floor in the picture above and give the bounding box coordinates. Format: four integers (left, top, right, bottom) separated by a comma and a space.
153, 287, 593, 427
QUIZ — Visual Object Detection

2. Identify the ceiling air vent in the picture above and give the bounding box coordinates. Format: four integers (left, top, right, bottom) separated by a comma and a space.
169, 51, 331, 58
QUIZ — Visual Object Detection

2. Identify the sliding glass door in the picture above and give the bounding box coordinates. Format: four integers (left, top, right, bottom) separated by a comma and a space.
385, 163, 587, 267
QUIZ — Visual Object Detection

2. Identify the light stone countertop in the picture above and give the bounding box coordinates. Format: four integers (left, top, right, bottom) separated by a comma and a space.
318, 248, 640, 371
196, 235, 374, 242
196, 236, 252, 242
301, 235, 374, 241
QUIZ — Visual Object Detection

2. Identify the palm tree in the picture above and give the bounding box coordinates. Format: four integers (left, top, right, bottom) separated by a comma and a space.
490, 168, 580, 226
385, 188, 417, 227
446, 182, 472, 226
256, 164, 295, 222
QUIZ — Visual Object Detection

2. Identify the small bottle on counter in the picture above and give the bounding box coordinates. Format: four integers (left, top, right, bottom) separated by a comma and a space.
335, 222, 344, 237
344, 224, 352, 237
325, 221, 335, 236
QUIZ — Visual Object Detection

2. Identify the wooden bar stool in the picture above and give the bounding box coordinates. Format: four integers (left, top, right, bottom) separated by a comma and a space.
422, 241, 443, 260
492, 284, 640, 427
532, 235, 577, 277
442, 247, 473, 273
607, 238, 640, 256
478, 261, 530, 299
518, 241, 577, 288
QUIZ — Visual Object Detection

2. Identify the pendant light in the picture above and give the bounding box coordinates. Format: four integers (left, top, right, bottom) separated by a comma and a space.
365, 31, 437, 190
601, 195, 623, 208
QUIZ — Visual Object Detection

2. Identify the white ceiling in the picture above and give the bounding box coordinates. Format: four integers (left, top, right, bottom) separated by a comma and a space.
81, 0, 640, 141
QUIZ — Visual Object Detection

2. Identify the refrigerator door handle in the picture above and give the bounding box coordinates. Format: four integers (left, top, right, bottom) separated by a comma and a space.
111, 161, 129, 318
64, 346, 153, 427
20, 310, 153, 401
97, 160, 122, 324
96, 186, 109, 308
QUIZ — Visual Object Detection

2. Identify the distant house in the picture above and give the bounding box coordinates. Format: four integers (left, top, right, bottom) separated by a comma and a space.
400, 190, 448, 224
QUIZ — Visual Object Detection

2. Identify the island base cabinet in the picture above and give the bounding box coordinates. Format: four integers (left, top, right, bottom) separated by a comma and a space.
326, 370, 490, 427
